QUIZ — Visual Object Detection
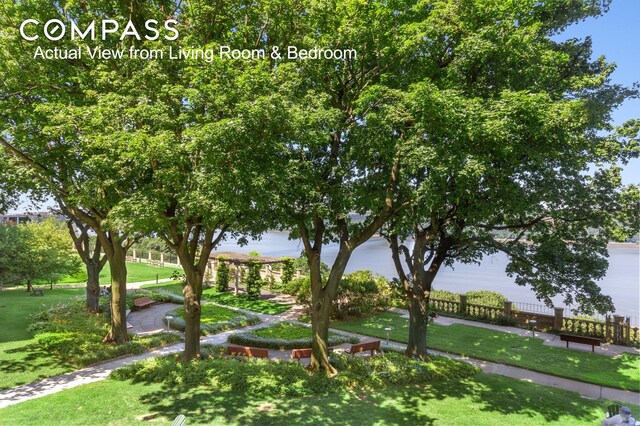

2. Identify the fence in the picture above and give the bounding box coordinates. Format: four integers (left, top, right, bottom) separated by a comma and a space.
429, 296, 640, 347
126, 250, 181, 267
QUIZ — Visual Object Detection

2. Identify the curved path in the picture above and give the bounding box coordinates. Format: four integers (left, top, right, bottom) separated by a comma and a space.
1, 302, 638, 410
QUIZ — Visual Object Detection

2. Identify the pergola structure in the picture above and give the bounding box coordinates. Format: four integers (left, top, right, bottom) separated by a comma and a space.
208, 251, 287, 294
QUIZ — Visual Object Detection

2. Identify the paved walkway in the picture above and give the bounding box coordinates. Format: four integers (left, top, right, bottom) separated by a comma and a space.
1, 301, 639, 410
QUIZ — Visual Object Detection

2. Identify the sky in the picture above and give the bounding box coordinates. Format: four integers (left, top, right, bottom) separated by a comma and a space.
555, 0, 640, 184
7, 1, 640, 213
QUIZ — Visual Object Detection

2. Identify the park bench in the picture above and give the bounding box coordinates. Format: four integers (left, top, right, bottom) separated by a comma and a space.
30, 289, 44, 296
559, 333, 601, 352
227, 346, 269, 359
133, 296, 155, 310
291, 348, 312, 361
346, 340, 381, 357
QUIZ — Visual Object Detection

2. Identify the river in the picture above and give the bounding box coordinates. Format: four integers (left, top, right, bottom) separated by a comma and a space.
214, 231, 639, 324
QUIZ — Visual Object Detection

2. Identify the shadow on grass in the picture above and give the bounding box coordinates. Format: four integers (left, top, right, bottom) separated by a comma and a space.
0, 342, 73, 387
128, 364, 603, 425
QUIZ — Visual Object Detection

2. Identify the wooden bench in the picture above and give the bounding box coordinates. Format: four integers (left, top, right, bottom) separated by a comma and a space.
133, 297, 154, 310
291, 348, 313, 361
346, 340, 381, 357
559, 333, 601, 352
227, 346, 269, 359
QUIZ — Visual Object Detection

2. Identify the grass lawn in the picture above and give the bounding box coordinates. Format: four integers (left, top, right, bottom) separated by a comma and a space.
173, 304, 243, 326
252, 322, 314, 339
202, 289, 291, 315
56, 262, 178, 285
0, 288, 86, 342
0, 372, 637, 425
332, 312, 640, 392
141, 283, 292, 315
0, 288, 85, 389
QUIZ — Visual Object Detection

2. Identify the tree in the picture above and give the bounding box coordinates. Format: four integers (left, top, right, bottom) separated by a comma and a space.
0, 0, 157, 344
0, 219, 81, 291
0, 223, 29, 288
65, 215, 108, 312
381, 0, 639, 358
257, 1, 425, 374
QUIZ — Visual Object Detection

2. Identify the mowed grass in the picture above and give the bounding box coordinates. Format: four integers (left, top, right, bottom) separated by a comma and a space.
202, 289, 291, 315
0, 372, 637, 425
173, 304, 241, 326
56, 262, 178, 285
332, 312, 640, 391
0, 288, 86, 342
0, 288, 85, 389
142, 282, 292, 315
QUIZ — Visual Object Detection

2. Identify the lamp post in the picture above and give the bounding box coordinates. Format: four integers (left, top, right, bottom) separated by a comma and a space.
529, 320, 537, 338
165, 316, 174, 332
384, 327, 392, 345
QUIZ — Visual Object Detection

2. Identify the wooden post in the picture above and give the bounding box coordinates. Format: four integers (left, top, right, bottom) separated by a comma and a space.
234, 265, 240, 295
554, 307, 564, 330
267, 264, 273, 290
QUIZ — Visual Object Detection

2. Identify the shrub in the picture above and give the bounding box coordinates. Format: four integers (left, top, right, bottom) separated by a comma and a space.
110, 351, 479, 397
286, 271, 394, 320
244, 260, 263, 300
28, 301, 181, 366
215, 261, 230, 292
228, 322, 358, 350
166, 306, 260, 335
281, 257, 295, 285
465, 290, 507, 308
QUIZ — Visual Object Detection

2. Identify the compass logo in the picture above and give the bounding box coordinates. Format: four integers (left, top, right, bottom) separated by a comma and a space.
19, 19, 179, 41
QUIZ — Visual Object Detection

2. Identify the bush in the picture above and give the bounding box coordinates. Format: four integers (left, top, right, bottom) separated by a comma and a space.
465, 291, 507, 308
28, 301, 181, 366
244, 260, 263, 299
166, 306, 260, 335
215, 262, 230, 292
286, 271, 395, 320
110, 351, 479, 397
228, 322, 358, 350
281, 257, 295, 285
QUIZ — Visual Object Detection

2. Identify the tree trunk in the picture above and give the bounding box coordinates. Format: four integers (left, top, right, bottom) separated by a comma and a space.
406, 291, 430, 358
182, 267, 203, 360
103, 244, 129, 344
309, 286, 337, 375
86, 261, 101, 312
26, 280, 33, 292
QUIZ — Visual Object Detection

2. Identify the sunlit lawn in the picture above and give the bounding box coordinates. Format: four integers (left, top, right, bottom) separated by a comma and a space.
142, 282, 292, 315
332, 312, 640, 391
0, 288, 85, 389
0, 372, 637, 425
57, 262, 178, 285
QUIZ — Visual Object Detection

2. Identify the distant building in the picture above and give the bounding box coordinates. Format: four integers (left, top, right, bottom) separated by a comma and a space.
0, 211, 65, 224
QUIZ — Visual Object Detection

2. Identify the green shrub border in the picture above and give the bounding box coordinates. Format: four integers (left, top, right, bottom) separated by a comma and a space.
228, 322, 359, 350
165, 308, 260, 335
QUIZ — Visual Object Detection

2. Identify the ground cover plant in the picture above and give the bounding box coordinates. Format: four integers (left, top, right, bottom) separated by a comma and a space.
110, 349, 479, 394
28, 300, 181, 366
0, 363, 637, 425
166, 304, 260, 335
0, 291, 180, 390
332, 312, 640, 391
228, 322, 358, 350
